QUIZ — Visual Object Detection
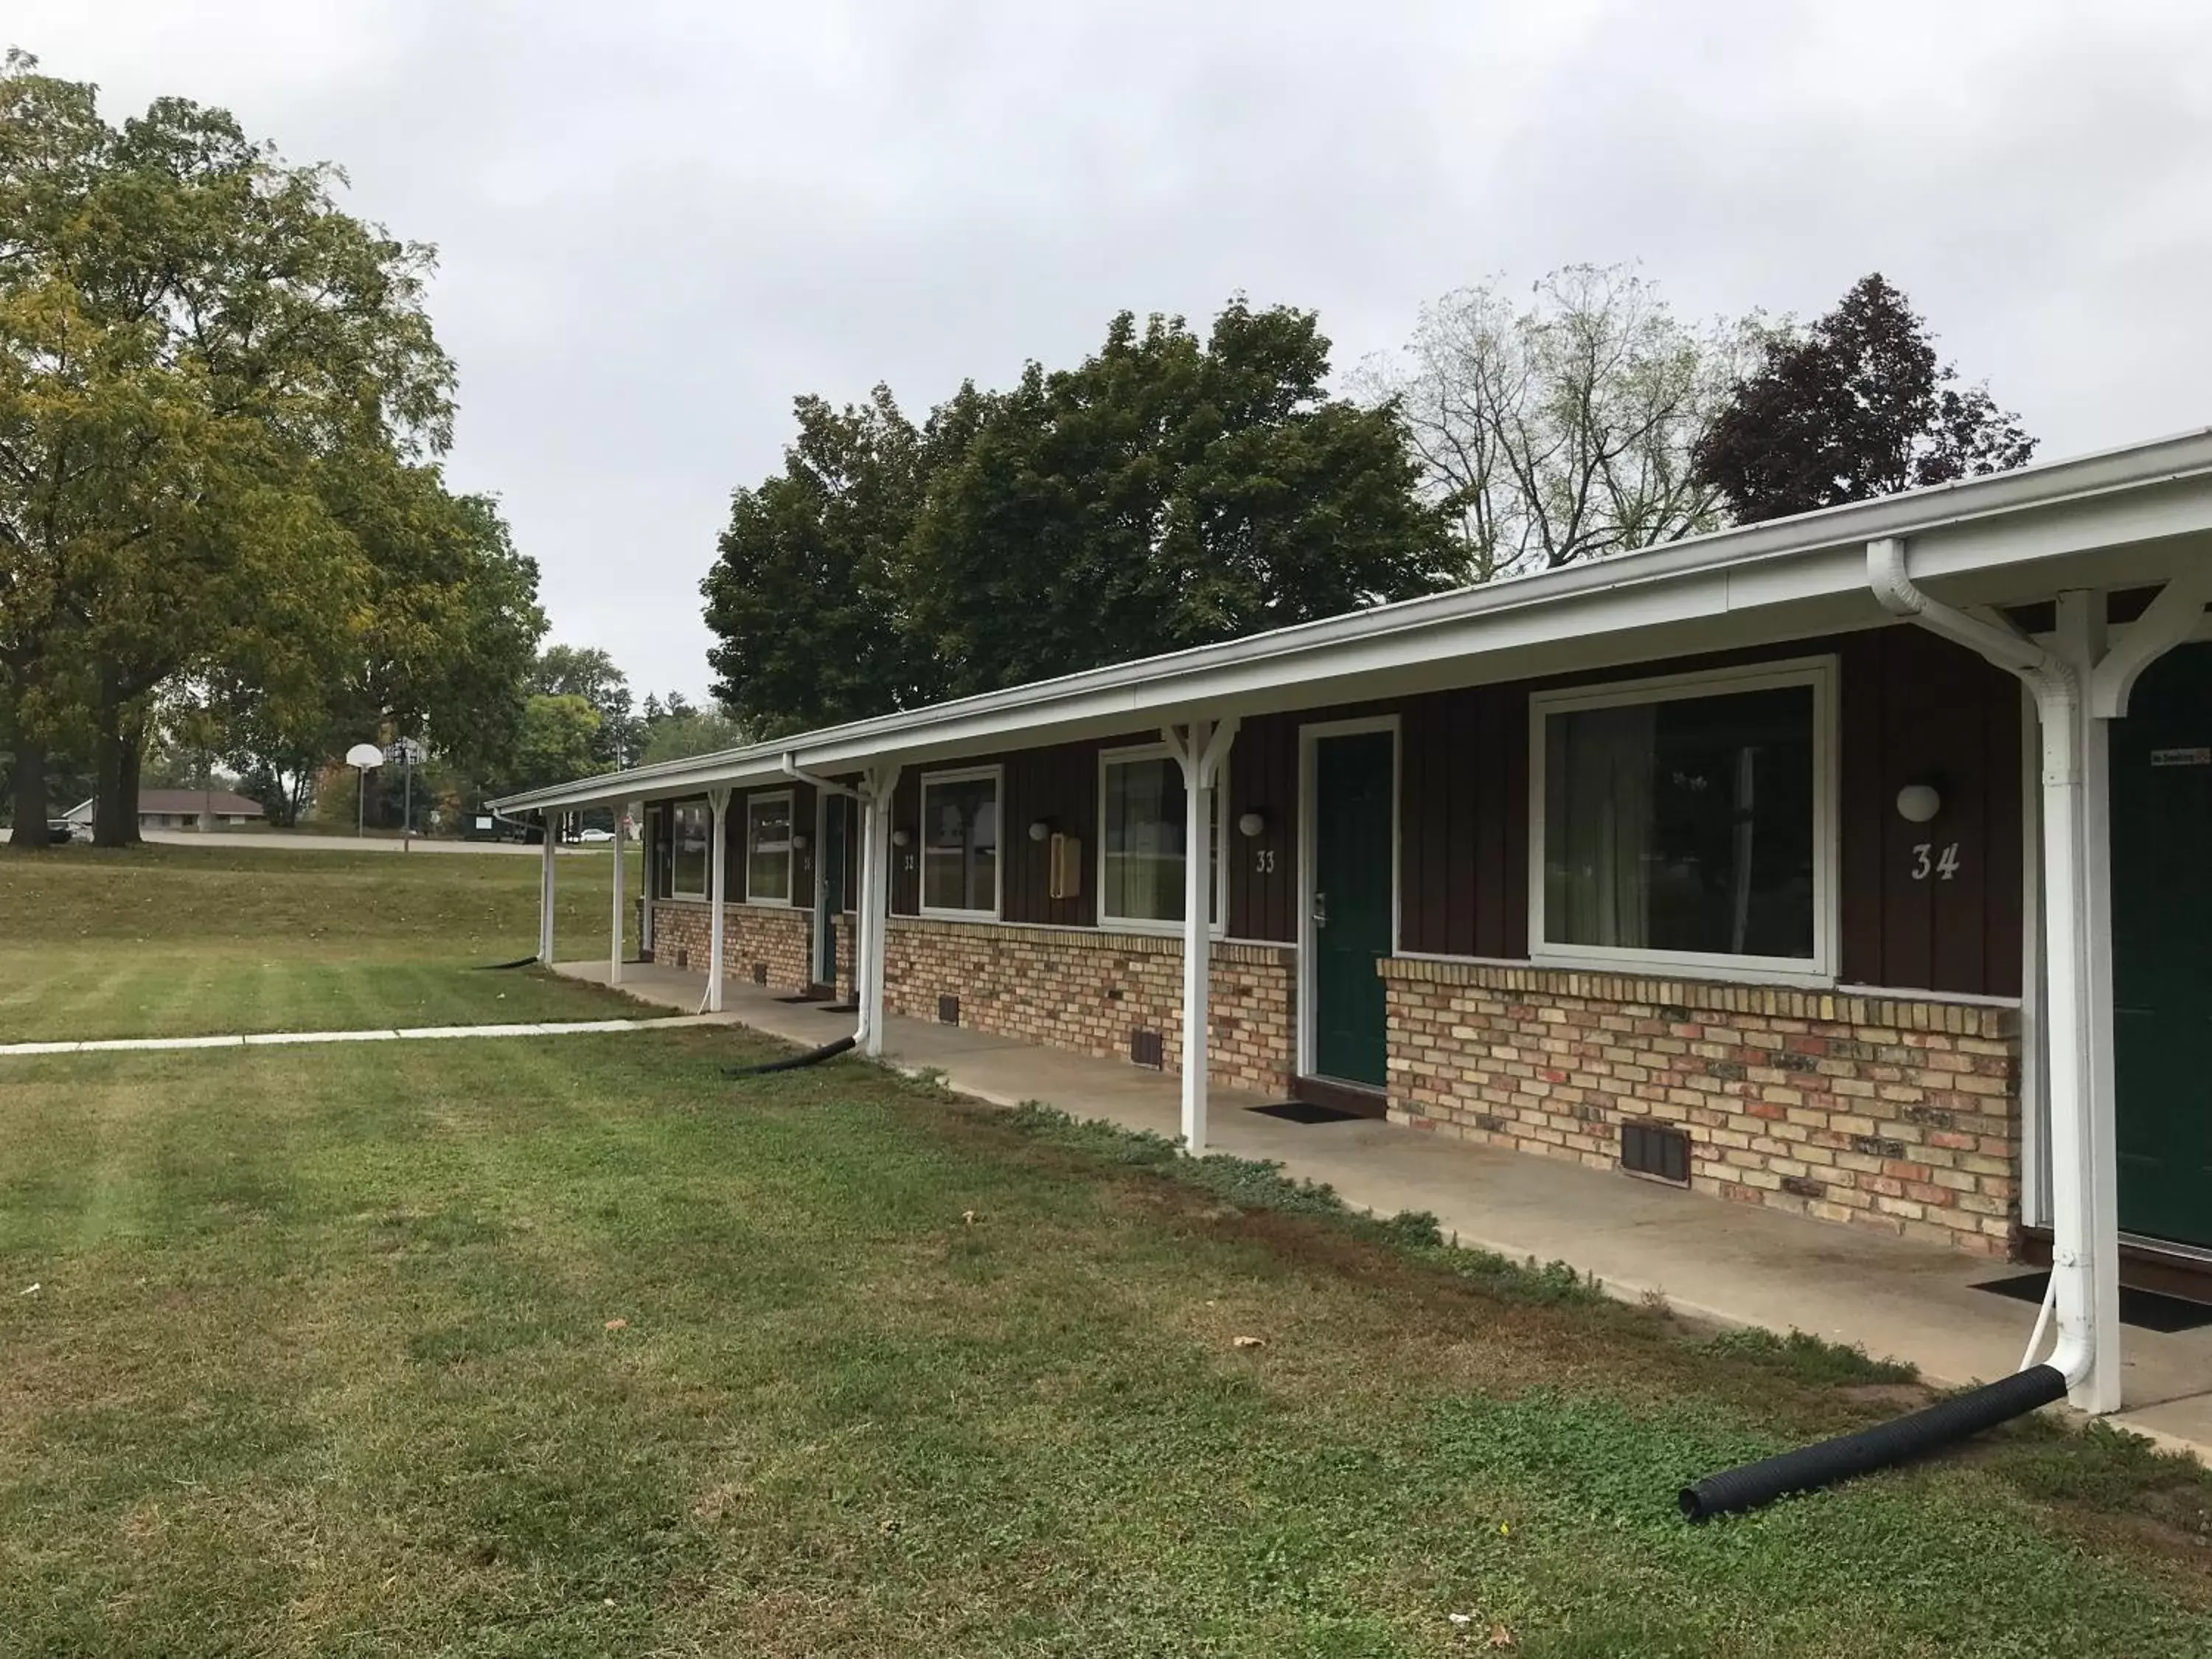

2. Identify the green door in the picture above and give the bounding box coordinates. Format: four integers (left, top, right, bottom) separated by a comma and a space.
2111, 641, 2212, 1248
815, 795, 849, 987
1310, 729, 1395, 1088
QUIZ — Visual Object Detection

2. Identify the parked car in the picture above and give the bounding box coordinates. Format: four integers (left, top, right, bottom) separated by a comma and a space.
575, 827, 615, 844
44, 820, 76, 845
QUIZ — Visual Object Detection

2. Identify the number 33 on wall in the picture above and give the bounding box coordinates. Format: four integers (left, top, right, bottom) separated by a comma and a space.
1910, 842, 1961, 882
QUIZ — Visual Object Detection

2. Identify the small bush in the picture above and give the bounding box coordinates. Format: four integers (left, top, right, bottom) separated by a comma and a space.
1703, 1326, 1918, 1385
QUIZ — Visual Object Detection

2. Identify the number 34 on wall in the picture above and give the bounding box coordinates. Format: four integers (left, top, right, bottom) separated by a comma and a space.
1910, 842, 1962, 882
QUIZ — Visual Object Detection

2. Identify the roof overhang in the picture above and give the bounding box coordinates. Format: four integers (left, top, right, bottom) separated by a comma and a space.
492, 427, 2212, 814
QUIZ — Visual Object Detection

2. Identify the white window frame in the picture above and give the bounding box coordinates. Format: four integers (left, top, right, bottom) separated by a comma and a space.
743, 788, 796, 906
1527, 656, 1840, 986
918, 765, 1004, 921
669, 798, 712, 900
1096, 742, 1226, 936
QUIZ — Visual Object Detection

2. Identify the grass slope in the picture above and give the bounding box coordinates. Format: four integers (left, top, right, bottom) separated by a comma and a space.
0, 842, 643, 1040
4, 1029, 2208, 1657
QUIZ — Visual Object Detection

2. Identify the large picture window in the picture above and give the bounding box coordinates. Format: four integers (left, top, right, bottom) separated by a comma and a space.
920, 768, 999, 917
1532, 663, 1832, 974
670, 799, 710, 898
745, 790, 794, 904
1099, 748, 1220, 930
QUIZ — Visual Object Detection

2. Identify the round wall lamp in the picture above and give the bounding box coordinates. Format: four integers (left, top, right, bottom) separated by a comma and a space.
1028, 818, 1052, 842
790, 831, 810, 852
1237, 810, 1267, 839
1895, 783, 1943, 824
890, 827, 912, 847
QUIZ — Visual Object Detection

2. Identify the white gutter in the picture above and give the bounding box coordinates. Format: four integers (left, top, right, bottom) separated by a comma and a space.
1870, 538, 2107, 1401
781, 754, 858, 797
492, 427, 2212, 817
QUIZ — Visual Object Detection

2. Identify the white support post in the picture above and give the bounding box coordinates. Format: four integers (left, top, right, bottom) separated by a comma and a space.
858, 764, 900, 1057
706, 787, 729, 1015
1167, 717, 1237, 1152
609, 800, 630, 987
537, 816, 557, 964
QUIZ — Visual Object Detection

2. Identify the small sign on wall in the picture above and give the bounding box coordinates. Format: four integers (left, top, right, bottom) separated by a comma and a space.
2150, 747, 2212, 768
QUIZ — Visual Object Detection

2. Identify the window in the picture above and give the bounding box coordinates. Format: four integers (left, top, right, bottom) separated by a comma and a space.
745, 790, 794, 904
1532, 662, 1832, 974
669, 799, 711, 898
920, 768, 999, 917
1099, 747, 1221, 930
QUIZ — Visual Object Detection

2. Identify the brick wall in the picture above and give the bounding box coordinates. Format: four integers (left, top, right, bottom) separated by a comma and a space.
885, 917, 1295, 1095
650, 900, 815, 995
1382, 959, 2021, 1255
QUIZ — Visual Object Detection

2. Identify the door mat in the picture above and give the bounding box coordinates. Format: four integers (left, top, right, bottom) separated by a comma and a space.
776, 993, 829, 1004
1972, 1270, 2212, 1333
816, 1002, 859, 1015
1247, 1100, 1363, 1125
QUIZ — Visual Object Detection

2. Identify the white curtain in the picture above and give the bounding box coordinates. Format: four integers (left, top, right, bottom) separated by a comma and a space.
1549, 704, 1655, 948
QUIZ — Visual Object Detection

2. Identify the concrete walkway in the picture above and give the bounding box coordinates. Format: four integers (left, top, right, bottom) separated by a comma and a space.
560, 959, 2212, 1460
0, 1013, 725, 1058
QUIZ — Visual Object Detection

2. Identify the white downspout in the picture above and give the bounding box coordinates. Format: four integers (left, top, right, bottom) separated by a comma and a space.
1868, 538, 2111, 1408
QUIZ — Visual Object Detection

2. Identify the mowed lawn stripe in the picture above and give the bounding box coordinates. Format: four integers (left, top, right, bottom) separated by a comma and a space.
3, 1027, 2209, 1656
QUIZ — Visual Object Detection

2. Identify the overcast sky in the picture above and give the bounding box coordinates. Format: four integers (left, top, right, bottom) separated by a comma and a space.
16, 1, 2211, 701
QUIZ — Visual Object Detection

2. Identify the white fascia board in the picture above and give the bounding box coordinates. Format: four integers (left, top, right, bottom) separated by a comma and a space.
497, 428, 2212, 813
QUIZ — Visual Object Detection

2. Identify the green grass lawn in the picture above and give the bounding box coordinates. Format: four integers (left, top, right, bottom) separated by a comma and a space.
0, 841, 642, 1040
2, 846, 2209, 1655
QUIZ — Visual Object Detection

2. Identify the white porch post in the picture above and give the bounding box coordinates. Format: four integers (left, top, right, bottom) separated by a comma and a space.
537, 815, 557, 964
858, 764, 900, 1057
1166, 717, 1237, 1152
706, 787, 729, 1015
608, 799, 630, 987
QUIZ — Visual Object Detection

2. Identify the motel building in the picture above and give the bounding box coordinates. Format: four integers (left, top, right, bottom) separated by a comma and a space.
498, 431, 2212, 1423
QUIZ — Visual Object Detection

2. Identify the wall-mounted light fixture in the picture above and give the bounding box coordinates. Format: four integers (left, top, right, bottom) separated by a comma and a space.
1027, 818, 1052, 842
790, 831, 810, 852
1237, 810, 1267, 839
891, 827, 912, 847
1894, 782, 1943, 824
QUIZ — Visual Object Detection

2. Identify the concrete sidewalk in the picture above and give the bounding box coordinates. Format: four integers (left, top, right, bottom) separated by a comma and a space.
560, 958, 2212, 1459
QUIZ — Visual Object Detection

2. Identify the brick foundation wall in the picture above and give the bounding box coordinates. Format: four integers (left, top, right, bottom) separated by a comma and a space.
650, 900, 815, 995
884, 917, 1295, 1095
1382, 959, 2021, 1256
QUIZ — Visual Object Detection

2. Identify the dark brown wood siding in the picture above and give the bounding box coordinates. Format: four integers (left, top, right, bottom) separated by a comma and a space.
890, 745, 1107, 924
1836, 627, 2023, 997
1227, 713, 1298, 941
1399, 684, 1529, 959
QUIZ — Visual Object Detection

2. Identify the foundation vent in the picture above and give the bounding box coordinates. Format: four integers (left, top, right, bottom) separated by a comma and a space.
1621, 1120, 1691, 1186
939, 995, 961, 1026
751, 962, 769, 986
1130, 1028, 1164, 1069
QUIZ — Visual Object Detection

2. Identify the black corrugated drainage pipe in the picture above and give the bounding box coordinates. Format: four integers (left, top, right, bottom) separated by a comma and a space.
724, 1035, 858, 1077
1678, 1364, 2070, 1523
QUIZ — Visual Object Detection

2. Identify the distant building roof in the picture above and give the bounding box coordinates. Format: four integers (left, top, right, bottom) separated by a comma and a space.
63, 790, 265, 818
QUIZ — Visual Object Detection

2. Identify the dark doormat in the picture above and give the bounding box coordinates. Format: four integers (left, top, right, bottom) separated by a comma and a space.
776, 993, 829, 1004
817, 1001, 859, 1014
1248, 1100, 1363, 1125
1972, 1270, 2212, 1334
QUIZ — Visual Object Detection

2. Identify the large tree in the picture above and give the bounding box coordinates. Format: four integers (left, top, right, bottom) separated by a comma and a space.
1360, 265, 1773, 581
0, 52, 457, 845
530, 644, 637, 769
1690, 272, 2037, 524
701, 386, 967, 732
906, 300, 1452, 698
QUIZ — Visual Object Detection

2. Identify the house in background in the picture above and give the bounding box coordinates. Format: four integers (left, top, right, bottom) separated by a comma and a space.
64, 789, 266, 833
496, 427, 2212, 1419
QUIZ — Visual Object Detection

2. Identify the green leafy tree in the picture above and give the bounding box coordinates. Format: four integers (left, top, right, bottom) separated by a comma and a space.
530, 644, 636, 768
701, 387, 962, 731
636, 692, 751, 765
1691, 273, 2037, 524
499, 693, 602, 798
0, 52, 456, 846
905, 300, 1453, 698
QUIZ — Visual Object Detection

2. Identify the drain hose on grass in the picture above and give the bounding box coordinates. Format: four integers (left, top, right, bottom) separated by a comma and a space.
475, 956, 540, 971
724, 1035, 858, 1077
1678, 1363, 2069, 1522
